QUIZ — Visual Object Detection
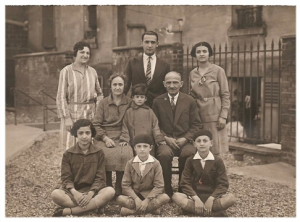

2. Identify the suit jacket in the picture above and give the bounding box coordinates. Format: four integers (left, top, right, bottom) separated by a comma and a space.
122, 156, 165, 199
124, 55, 170, 107
180, 154, 229, 202
152, 92, 202, 141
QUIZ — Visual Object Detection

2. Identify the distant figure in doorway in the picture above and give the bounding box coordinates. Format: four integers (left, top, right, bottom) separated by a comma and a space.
124, 31, 170, 108
189, 41, 230, 155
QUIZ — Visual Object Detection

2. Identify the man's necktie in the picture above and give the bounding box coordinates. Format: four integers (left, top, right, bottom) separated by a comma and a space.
145, 56, 152, 85
170, 96, 175, 111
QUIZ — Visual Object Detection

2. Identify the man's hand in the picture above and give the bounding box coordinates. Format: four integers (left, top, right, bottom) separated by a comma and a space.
217, 117, 226, 131
165, 136, 180, 150
176, 137, 188, 148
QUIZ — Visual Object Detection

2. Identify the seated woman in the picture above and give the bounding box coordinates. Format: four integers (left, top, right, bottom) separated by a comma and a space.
93, 73, 134, 197
172, 129, 236, 217
51, 119, 115, 217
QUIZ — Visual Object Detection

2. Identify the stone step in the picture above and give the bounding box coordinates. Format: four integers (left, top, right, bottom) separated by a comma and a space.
229, 141, 281, 156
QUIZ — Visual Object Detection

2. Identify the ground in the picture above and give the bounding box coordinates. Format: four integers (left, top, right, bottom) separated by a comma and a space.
5, 132, 296, 217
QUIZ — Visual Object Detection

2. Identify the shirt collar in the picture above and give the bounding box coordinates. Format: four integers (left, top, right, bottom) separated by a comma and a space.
131, 102, 149, 109
143, 53, 156, 60
133, 155, 155, 163
71, 63, 88, 72
108, 94, 130, 105
168, 92, 179, 100
67, 143, 100, 154
193, 151, 215, 161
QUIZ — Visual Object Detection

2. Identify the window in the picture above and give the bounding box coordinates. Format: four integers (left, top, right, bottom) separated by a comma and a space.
42, 6, 55, 49
236, 6, 263, 29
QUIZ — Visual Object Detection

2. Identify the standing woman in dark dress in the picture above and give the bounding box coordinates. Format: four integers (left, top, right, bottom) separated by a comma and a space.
93, 73, 134, 197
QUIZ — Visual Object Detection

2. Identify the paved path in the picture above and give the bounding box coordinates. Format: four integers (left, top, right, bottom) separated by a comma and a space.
5, 124, 58, 164
228, 162, 296, 189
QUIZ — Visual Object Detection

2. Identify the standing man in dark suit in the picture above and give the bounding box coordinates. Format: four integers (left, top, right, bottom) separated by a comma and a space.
124, 31, 170, 107
152, 71, 202, 198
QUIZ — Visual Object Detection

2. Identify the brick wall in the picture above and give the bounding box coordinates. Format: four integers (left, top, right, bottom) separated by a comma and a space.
111, 43, 185, 95
14, 51, 73, 120
280, 35, 296, 166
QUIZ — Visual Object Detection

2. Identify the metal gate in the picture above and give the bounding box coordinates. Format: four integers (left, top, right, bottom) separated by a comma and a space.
183, 40, 282, 144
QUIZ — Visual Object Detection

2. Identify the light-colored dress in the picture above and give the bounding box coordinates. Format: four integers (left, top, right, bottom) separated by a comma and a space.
56, 63, 103, 150
189, 64, 230, 154
93, 94, 134, 171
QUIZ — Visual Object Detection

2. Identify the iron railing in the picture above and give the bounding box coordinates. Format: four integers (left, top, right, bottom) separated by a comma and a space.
183, 40, 282, 145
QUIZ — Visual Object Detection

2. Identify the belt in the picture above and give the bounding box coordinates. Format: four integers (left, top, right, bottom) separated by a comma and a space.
68, 100, 95, 105
201, 96, 220, 102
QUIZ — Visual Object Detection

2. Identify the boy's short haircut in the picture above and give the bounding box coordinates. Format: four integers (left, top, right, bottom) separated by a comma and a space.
192, 129, 213, 141
70, 119, 96, 138
133, 134, 153, 147
131, 83, 147, 97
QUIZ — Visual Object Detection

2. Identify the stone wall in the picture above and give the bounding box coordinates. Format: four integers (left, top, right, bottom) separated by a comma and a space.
14, 51, 73, 120
280, 35, 296, 166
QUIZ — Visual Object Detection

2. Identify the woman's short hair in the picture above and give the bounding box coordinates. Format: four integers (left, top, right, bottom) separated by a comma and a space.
190, 41, 213, 57
73, 41, 92, 58
131, 83, 147, 97
70, 119, 96, 138
107, 73, 127, 88
141, 31, 159, 42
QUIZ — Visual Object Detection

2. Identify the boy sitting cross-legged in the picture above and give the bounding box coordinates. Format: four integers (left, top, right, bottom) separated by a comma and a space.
172, 129, 236, 217
116, 134, 170, 216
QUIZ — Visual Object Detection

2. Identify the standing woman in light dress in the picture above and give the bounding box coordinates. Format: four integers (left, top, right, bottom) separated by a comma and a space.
56, 41, 103, 150
189, 42, 230, 155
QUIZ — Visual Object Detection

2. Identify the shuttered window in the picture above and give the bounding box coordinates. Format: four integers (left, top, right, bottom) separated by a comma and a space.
42, 6, 55, 49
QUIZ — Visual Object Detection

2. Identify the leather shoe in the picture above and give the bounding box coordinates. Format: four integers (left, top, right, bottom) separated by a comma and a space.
52, 207, 64, 217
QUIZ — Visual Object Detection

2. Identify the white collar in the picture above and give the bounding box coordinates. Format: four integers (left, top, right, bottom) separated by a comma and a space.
193, 151, 215, 161
143, 53, 156, 60
133, 155, 155, 163
168, 92, 179, 100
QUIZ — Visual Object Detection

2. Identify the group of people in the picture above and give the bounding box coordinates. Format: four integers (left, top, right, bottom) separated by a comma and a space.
52, 31, 236, 217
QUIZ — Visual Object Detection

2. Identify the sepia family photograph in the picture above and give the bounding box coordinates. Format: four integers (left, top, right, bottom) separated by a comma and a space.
4, 2, 297, 219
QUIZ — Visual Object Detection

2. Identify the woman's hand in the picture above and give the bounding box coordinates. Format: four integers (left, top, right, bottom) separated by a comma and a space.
139, 198, 150, 213
217, 117, 226, 131
65, 117, 73, 131
204, 196, 214, 217
72, 190, 85, 207
103, 136, 115, 148
79, 192, 94, 208
119, 142, 128, 147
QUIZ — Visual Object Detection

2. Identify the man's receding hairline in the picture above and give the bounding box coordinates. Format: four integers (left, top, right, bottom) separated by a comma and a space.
165, 72, 182, 80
